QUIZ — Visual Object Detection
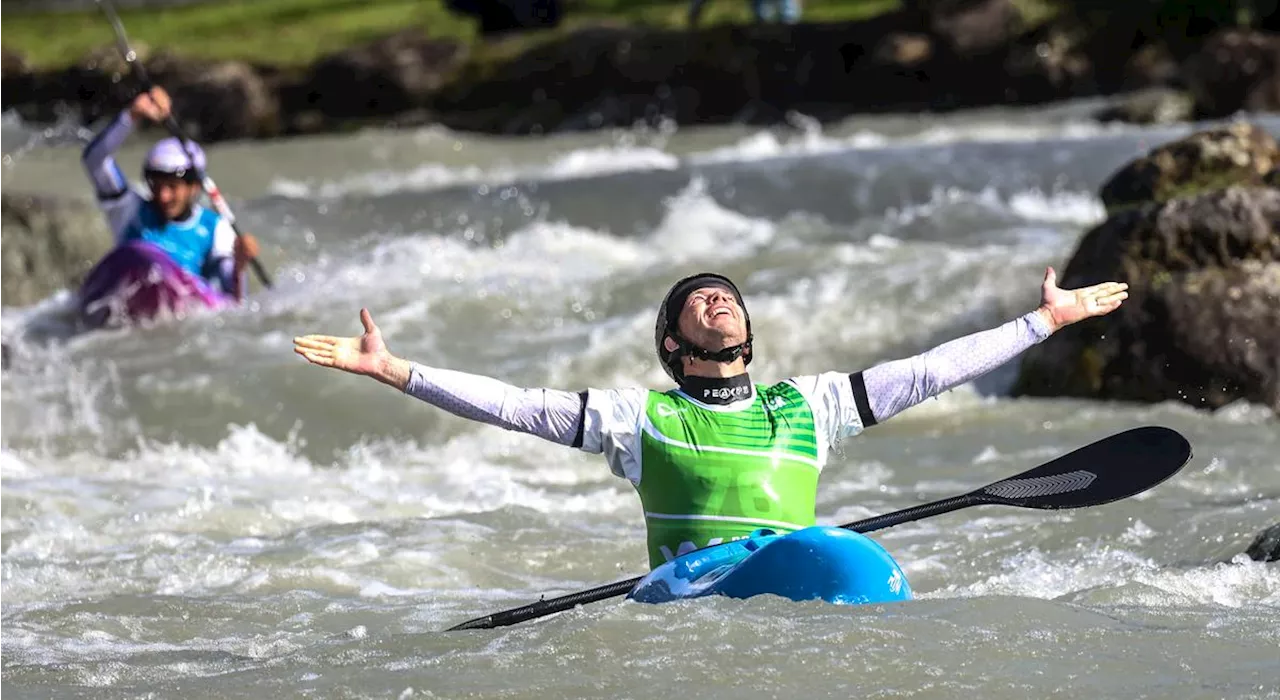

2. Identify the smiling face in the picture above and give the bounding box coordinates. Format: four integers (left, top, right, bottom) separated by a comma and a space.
672, 286, 749, 352
146, 173, 201, 221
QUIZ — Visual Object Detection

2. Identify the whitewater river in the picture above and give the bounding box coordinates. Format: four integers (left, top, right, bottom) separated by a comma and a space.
3, 102, 1279, 699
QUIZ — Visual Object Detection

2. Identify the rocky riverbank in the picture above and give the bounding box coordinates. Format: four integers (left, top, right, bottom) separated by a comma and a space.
1013, 122, 1280, 412
1, 192, 112, 308
3, 1, 1278, 142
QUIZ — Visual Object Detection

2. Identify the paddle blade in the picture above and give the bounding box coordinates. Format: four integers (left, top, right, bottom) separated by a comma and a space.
973, 425, 1191, 509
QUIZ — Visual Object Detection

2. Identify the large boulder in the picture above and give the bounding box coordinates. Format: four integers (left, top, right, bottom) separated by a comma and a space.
430, 16, 1114, 134
1121, 43, 1180, 90
1, 193, 113, 307
0, 45, 279, 141
1246, 523, 1280, 562
2, 47, 30, 77
1, 49, 37, 122
77, 42, 150, 77
1094, 87, 1194, 126
22, 44, 156, 125
1000, 25, 1095, 99
149, 53, 282, 141
1184, 29, 1280, 119
905, 0, 1019, 55
1098, 122, 1278, 212
1013, 125, 1280, 412
301, 30, 467, 120
0, 45, 129, 127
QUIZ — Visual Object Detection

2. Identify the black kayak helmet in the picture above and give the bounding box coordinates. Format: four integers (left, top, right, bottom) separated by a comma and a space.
654, 272, 753, 382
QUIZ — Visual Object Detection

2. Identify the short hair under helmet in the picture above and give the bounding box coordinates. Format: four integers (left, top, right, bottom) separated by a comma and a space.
653, 272, 753, 382
143, 137, 205, 182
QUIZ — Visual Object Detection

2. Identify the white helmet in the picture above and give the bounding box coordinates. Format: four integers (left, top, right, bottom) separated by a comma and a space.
143, 137, 205, 182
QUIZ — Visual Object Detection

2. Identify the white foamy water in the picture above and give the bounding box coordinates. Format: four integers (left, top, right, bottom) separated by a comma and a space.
4, 107, 1279, 699
261, 110, 1157, 201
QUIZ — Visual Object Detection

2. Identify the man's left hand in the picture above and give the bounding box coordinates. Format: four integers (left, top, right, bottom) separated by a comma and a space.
1037, 266, 1129, 333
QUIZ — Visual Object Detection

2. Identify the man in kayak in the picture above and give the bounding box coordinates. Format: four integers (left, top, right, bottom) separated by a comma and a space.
81, 86, 259, 302
293, 269, 1127, 568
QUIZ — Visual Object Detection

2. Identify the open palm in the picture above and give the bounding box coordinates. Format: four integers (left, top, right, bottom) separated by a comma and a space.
294, 308, 388, 377
1039, 267, 1129, 331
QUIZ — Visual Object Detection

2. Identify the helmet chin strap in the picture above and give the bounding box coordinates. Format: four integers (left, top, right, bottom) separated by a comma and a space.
672, 332, 753, 365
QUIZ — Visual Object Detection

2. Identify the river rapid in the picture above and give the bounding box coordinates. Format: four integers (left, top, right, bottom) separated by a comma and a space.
3, 102, 1279, 699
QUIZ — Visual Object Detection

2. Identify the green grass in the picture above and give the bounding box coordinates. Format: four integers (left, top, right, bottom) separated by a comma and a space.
1008, 0, 1067, 30
2, 0, 474, 69
2, 0, 903, 70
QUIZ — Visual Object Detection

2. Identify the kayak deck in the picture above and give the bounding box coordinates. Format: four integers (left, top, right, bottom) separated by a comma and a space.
629, 526, 912, 606
78, 241, 233, 328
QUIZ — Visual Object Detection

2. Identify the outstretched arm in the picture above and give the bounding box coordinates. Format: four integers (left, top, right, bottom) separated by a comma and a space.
293, 309, 587, 446
859, 267, 1127, 425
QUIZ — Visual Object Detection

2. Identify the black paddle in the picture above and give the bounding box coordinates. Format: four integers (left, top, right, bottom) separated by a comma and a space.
94, 0, 274, 290
447, 425, 1192, 631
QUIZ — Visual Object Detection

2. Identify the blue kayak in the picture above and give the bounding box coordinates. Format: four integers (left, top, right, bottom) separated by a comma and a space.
628, 526, 912, 606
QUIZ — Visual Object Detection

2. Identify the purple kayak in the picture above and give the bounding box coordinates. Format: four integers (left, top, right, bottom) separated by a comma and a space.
78, 241, 234, 328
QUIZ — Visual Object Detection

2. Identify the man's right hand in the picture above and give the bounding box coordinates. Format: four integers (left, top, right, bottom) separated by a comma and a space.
294, 309, 411, 389
129, 86, 172, 123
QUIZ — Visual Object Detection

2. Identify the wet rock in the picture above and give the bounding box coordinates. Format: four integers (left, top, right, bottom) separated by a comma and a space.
1, 49, 39, 121
430, 15, 1115, 134
1, 193, 113, 307
77, 42, 150, 78
0, 15, 1262, 141
1184, 29, 1280, 118
1094, 87, 1194, 126
1097, 122, 1278, 213
907, 0, 1018, 55
149, 53, 282, 141
0, 44, 277, 140
1013, 175, 1280, 412
303, 30, 467, 120
874, 33, 934, 67
1, 45, 126, 126
1245, 523, 1280, 562
2, 47, 30, 77
1121, 43, 1180, 90
1001, 26, 1093, 97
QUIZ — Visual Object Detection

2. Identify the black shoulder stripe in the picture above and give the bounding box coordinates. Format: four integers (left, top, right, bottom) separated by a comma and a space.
571, 390, 588, 448
849, 372, 878, 428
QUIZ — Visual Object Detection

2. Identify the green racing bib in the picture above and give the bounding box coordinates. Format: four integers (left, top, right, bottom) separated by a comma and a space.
634, 382, 821, 567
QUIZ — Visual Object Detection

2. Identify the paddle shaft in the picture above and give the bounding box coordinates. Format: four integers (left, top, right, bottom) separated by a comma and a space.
446, 493, 980, 631
95, 0, 274, 289
447, 425, 1192, 631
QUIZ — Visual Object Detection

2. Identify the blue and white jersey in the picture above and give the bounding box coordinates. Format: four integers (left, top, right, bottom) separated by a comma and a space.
107, 194, 232, 279
82, 110, 236, 286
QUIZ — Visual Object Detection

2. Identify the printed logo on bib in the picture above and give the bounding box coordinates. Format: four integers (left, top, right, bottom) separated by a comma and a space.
703, 385, 751, 401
